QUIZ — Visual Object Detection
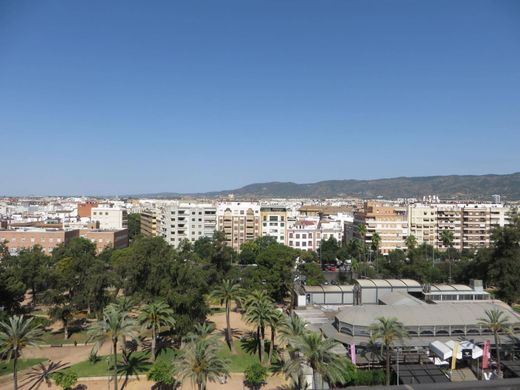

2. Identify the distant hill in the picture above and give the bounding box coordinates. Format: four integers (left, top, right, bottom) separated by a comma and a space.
132, 172, 520, 200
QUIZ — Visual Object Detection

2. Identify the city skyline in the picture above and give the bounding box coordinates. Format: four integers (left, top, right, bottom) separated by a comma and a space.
1, 0, 519, 195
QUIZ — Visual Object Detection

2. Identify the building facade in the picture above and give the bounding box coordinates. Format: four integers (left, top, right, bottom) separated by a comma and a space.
217, 202, 261, 251
352, 202, 408, 254
80, 229, 129, 253
407, 203, 511, 250
260, 206, 287, 244
91, 206, 128, 230
140, 208, 158, 237
159, 203, 217, 247
0, 228, 78, 254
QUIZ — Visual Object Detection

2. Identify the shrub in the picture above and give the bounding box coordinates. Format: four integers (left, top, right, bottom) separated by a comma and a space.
148, 360, 177, 386
244, 362, 267, 390
52, 370, 78, 390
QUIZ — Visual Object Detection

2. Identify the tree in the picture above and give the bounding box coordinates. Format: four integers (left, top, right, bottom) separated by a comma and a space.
279, 315, 307, 344
371, 233, 381, 254
48, 305, 74, 340
139, 300, 176, 361
127, 213, 141, 241
88, 304, 139, 390
118, 350, 151, 389
21, 361, 69, 390
285, 332, 346, 389
0, 315, 43, 390
243, 291, 274, 362
405, 235, 417, 252
0, 242, 25, 313
244, 361, 268, 390
369, 317, 408, 386
148, 360, 178, 389
299, 262, 325, 286
440, 229, 455, 282
116, 236, 210, 336
210, 280, 243, 351
174, 336, 229, 390
479, 309, 511, 378
267, 309, 284, 364
488, 211, 520, 304
15, 246, 51, 306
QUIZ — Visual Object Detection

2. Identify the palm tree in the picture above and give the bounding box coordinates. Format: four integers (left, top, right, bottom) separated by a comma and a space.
118, 350, 152, 389
244, 291, 274, 362
48, 305, 73, 340
174, 337, 229, 390
479, 309, 511, 378
371, 232, 381, 254
267, 309, 284, 364
139, 300, 176, 361
279, 315, 307, 345
369, 317, 408, 386
22, 360, 69, 390
210, 280, 243, 351
0, 315, 43, 390
405, 235, 417, 252
285, 332, 345, 390
88, 304, 139, 390
440, 229, 455, 282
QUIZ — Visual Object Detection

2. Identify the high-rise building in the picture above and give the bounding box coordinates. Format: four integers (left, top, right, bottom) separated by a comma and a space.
407, 203, 511, 250
140, 208, 158, 237
159, 202, 217, 247
260, 206, 287, 244
217, 202, 261, 251
351, 202, 408, 254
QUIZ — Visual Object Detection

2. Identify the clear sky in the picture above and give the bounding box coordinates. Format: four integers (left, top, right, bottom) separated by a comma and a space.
1, 0, 519, 196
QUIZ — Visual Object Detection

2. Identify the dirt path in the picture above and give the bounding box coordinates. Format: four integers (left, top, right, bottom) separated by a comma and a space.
2, 372, 287, 390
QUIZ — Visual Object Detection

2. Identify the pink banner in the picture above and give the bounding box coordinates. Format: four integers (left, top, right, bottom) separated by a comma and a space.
350, 344, 356, 365
482, 340, 490, 369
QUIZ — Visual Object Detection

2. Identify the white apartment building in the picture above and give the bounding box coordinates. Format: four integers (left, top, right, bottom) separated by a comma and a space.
287, 218, 321, 251
217, 202, 261, 251
91, 206, 128, 230
159, 202, 217, 247
260, 206, 287, 244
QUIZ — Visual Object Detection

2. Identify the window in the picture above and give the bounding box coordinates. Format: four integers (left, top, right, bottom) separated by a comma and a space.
289, 241, 293, 246
296, 242, 300, 247
296, 234, 300, 239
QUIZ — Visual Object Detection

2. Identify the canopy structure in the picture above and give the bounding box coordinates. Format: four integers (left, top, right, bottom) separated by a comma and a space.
430, 341, 453, 360
430, 340, 483, 362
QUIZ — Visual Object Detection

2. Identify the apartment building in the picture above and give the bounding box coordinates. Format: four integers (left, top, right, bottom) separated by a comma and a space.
260, 206, 287, 244
80, 229, 129, 253
0, 228, 78, 254
407, 204, 437, 246
159, 203, 217, 247
287, 218, 321, 251
217, 202, 261, 251
408, 203, 511, 250
91, 206, 128, 230
140, 208, 158, 237
351, 202, 408, 254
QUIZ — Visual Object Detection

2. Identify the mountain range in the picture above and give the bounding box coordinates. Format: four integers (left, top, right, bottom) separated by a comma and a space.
132, 172, 520, 200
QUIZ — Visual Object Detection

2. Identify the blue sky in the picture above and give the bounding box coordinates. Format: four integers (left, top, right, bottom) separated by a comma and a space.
0, 0, 519, 195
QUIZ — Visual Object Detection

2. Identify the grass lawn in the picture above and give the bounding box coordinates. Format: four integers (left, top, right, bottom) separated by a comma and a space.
41, 329, 90, 345
0, 359, 46, 376
67, 351, 151, 377
218, 340, 260, 372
